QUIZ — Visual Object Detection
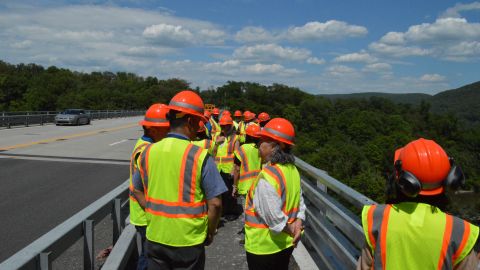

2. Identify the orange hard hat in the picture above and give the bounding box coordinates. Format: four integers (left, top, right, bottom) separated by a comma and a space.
168, 90, 207, 122
139, 103, 169, 127
257, 112, 270, 123
244, 112, 256, 121
219, 114, 233, 126
223, 110, 231, 116
198, 121, 206, 132
258, 118, 295, 145
212, 108, 220, 115
245, 124, 261, 138
395, 138, 451, 195
234, 110, 242, 117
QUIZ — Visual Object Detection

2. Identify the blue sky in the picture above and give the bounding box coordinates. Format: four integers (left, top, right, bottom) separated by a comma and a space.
1, 1, 479, 94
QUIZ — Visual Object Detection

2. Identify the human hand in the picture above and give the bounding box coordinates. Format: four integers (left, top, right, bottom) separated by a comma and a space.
292, 219, 304, 248
215, 136, 225, 145
232, 185, 238, 197
205, 233, 214, 246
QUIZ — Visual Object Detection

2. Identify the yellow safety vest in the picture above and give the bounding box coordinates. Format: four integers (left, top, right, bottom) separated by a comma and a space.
192, 139, 214, 155
139, 137, 209, 247
237, 121, 246, 144
362, 202, 479, 270
215, 134, 238, 174
234, 143, 261, 195
245, 163, 301, 254
209, 118, 221, 140
129, 138, 150, 226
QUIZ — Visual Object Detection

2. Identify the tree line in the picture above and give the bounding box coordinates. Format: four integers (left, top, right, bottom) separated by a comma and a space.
1, 61, 478, 220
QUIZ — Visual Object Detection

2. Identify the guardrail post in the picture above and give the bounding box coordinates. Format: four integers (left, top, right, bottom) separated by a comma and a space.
83, 219, 95, 270
112, 198, 122, 244
39, 252, 52, 270
25, 114, 29, 127
40, 115, 44, 126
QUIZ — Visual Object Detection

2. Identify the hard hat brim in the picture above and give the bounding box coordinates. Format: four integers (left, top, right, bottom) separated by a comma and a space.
139, 120, 170, 127
258, 129, 295, 145
419, 186, 444, 196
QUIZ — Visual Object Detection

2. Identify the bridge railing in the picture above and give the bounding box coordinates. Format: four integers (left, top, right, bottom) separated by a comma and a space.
0, 110, 144, 129
295, 157, 376, 270
0, 157, 376, 270
0, 181, 130, 270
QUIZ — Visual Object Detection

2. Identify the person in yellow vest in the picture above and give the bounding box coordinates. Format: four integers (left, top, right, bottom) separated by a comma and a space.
233, 110, 243, 130
244, 118, 306, 270
192, 121, 217, 156
131, 90, 227, 270
358, 138, 479, 270
130, 103, 170, 270
215, 114, 241, 220
210, 107, 221, 140
233, 124, 262, 198
232, 124, 262, 245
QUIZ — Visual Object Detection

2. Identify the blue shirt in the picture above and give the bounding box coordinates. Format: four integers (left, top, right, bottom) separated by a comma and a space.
132, 132, 227, 200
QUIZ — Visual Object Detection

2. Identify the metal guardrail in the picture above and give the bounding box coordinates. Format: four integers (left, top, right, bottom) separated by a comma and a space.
1, 157, 376, 270
295, 157, 376, 270
0, 110, 144, 129
0, 180, 130, 270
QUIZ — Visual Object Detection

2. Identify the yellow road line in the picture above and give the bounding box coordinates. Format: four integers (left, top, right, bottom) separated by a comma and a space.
0, 123, 137, 151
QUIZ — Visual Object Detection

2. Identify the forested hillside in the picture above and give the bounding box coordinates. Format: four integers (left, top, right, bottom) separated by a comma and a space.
321, 81, 480, 125
1, 61, 479, 220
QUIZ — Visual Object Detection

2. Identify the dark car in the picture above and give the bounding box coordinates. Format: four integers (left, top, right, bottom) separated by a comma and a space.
55, 109, 91, 125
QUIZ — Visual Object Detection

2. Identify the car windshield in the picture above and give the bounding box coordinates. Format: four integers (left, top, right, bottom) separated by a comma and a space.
63, 109, 83, 115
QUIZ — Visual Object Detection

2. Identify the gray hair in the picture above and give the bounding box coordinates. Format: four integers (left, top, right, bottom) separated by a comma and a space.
270, 142, 295, 165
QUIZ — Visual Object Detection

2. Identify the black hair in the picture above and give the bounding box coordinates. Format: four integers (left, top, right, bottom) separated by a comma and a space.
245, 135, 259, 145
167, 110, 189, 129
385, 173, 449, 212
270, 143, 295, 165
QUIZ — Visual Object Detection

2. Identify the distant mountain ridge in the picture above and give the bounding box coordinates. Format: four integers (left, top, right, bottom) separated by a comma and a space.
320, 81, 480, 124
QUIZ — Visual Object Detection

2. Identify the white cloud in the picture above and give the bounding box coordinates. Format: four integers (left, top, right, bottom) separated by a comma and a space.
235, 20, 367, 43
233, 44, 311, 62
441, 2, 480, 18
285, 20, 368, 42
306, 57, 326, 65
327, 65, 358, 77
244, 63, 301, 76
362, 63, 392, 73
143, 24, 195, 46
235, 26, 274, 43
370, 17, 480, 61
11, 40, 32, 49
420, 74, 446, 82
333, 52, 377, 63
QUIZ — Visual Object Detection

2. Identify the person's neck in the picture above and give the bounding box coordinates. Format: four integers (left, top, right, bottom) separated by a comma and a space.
170, 127, 192, 140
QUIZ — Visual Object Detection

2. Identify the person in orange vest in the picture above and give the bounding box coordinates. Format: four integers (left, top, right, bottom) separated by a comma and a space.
257, 112, 270, 127
358, 138, 479, 270
130, 103, 170, 270
215, 114, 241, 220
244, 118, 305, 270
131, 90, 227, 270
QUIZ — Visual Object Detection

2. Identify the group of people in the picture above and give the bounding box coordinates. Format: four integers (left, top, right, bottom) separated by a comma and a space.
128, 89, 479, 270
129, 90, 304, 270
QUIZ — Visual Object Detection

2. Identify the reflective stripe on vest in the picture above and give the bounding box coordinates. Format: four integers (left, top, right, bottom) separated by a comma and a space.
144, 138, 209, 246
215, 134, 237, 172
239, 171, 261, 182
363, 203, 479, 270
139, 144, 152, 192
129, 139, 150, 226
244, 163, 302, 255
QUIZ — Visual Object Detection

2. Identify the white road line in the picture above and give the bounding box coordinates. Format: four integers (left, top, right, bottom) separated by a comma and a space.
109, 139, 127, 146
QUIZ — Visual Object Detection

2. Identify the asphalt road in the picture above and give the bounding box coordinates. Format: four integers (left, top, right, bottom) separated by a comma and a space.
0, 117, 143, 262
